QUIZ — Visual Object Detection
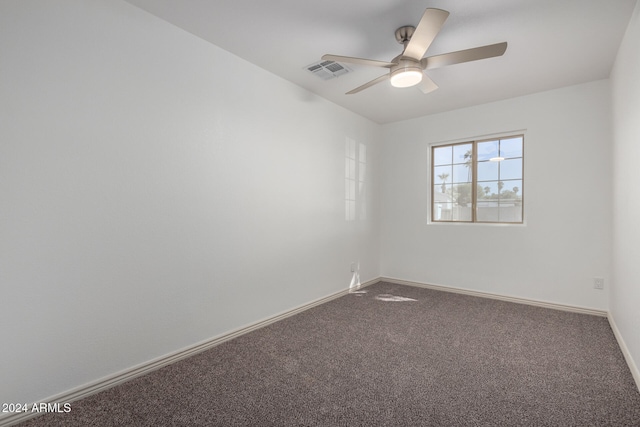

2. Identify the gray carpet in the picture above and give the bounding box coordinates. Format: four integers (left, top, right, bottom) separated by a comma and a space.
19, 282, 640, 426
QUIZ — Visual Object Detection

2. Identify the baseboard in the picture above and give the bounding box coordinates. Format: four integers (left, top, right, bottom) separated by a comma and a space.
0, 278, 378, 427
380, 276, 608, 317
607, 312, 640, 392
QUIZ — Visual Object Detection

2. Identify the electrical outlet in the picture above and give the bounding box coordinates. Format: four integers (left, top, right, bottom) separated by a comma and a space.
594, 277, 604, 290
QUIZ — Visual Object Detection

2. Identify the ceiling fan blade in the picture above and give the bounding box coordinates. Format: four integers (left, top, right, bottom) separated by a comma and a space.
321, 54, 396, 68
402, 8, 450, 61
346, 74, 390, 95
417, 73, 438, 94
421, 42, 508, 70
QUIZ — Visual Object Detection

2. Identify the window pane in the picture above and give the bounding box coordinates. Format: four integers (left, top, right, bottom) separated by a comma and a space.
499, 180, 522, 201
477, 160, 498, 182
477, 140, 499, 161
433, 146, 452, 166
434, 165, 452, 185
452, 202, 472, 221
477, 201, 499, 222
499, 158, 522, 180
479, 181, 499, 199
453, 143, 472, 164
500, 137, 523, 158
452, 164, 471, 183
434, 202, 452, 220
452, 183, 473, 206
438, 183, 471, 221
434, 183, 452, 199
487, 179, 524, 224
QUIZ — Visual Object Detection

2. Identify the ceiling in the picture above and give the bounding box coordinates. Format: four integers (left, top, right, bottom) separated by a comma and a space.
125, 0, 637, 124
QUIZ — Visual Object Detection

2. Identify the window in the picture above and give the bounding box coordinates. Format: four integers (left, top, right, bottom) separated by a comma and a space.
431, 135, 523, 223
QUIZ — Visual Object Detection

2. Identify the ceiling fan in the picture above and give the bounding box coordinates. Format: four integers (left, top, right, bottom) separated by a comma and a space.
322, 8, 507, 95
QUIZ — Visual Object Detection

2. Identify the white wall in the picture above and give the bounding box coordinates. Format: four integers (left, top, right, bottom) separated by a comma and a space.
611, 1, 640, 380
380, 80, 612, 310
2, 0, 634, 412
0, 0, 380, 405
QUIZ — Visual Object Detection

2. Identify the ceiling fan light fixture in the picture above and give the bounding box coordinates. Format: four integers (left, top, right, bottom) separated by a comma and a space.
322, 8, 507, 95
390, 65, 423, 88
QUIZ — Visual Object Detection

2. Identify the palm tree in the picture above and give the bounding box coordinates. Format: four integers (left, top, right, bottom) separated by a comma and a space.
463, 150, 473, 182
513, 186, 521, 206
463, 149, 473, 165
437, 173, 449, 193
484, 186, 491, 197
498, 181, 504, 193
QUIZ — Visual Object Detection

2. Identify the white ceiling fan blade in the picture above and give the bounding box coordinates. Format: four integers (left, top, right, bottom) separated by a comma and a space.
402, 8, 449, 61
421, 42, 508, 70
322, 54, 396, 68
346, 74, 390, 95
417, 73, 438, 94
